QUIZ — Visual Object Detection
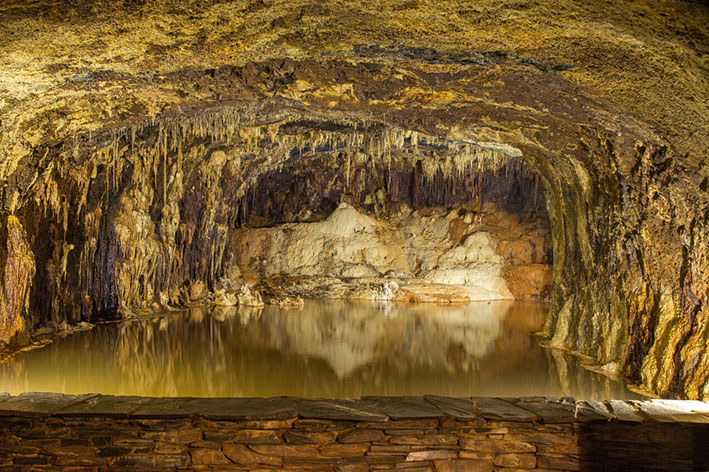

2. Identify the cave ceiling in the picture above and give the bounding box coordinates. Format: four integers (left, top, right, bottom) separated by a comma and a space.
0, 0, 706, 175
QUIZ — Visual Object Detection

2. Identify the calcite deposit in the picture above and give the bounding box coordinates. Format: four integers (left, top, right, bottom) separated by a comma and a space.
0, 0, 707, 400
232, 202, 550, 302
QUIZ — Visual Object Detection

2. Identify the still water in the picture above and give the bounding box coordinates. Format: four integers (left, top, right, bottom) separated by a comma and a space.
0, 300, 635, 399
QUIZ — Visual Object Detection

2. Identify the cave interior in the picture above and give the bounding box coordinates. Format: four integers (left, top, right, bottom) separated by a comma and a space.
0, 0, 707, 417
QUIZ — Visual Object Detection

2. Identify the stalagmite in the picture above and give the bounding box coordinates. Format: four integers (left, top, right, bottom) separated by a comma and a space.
237, 285, 264, 307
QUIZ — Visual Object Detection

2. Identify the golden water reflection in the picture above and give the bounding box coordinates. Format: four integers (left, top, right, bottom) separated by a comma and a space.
0, 301, 636, 399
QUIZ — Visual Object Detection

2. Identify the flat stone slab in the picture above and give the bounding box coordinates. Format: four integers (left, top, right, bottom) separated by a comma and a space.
362, 396, 445, 419
512, 399, 575, 423
130, 397, 297, 420
55, 394, 156, 418
606, 400, 644, 423
630, 400, 709, 424
197, 397, 297, 420
652, 399, 709, 413
128, 397, 198, 418
472, 397, 538, 422
424, 395, 479, 421
297, 399, 387, 421
0, 392, 99, 417
576, 400, 615, 422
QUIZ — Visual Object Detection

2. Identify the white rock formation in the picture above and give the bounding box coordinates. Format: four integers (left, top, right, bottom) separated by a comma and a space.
212, 289, 237, 306
237, 285, 264, 307
230, 204, 549, 302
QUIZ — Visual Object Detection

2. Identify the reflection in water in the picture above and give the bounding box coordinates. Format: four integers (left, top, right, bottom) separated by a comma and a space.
0, 301, 636, 399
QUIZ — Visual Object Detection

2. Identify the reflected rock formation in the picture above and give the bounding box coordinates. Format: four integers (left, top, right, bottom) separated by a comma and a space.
0, 301, 634, 400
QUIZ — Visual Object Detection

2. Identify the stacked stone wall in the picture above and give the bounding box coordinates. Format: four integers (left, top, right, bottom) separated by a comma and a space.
0, 394, 708, 471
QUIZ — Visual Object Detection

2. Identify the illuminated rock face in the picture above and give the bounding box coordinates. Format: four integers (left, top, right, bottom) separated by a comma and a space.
0, 216, 35, 345
231, 203, 550, 302
0, 1, 707, 399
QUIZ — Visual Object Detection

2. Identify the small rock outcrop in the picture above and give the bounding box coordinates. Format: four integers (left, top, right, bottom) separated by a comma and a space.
237, 285, 264, 308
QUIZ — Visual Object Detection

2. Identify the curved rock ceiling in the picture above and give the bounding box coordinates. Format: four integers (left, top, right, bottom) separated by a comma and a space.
0, 0, 707, 399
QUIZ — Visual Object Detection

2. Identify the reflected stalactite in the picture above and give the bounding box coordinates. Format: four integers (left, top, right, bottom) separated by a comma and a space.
0, 301, 636, 399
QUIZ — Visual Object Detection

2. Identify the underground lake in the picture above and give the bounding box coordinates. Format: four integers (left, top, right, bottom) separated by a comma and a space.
0, 300, 636, 399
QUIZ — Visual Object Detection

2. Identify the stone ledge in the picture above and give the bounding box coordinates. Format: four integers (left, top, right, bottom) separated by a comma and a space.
0, 393, 708, 424
0, 394, 707, 471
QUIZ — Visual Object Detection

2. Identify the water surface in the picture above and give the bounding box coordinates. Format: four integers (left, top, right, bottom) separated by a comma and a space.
0, 300, 636, 399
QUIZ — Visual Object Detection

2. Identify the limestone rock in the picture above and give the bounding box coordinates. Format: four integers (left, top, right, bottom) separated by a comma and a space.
237, 285, 265, 308
212, 289, 237, 307
231, 205, 544, 302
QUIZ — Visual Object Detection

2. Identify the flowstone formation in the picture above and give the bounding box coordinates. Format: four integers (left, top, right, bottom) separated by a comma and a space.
0, 0, 707, 400
232, 202, 551, 303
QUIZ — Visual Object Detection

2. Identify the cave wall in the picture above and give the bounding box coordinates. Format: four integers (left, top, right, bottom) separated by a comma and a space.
0, 216, 35, 346
528, 134, 709, 400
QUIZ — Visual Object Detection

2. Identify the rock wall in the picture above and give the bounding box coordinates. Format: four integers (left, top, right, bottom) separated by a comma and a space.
0, 393, 708, 471
528, 137, 709, 400
0, 216, 35, 346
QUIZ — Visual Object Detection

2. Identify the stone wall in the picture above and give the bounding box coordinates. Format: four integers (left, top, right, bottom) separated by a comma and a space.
0, 393, 708, 471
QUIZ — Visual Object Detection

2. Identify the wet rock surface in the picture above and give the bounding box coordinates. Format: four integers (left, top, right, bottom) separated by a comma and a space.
0, 0, 706, 400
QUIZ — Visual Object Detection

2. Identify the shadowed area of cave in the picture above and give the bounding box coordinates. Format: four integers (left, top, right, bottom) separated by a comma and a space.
0, 0, 707, 410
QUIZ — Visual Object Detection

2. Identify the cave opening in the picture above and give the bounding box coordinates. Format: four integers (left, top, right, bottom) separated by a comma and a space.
2, 113, 622, 399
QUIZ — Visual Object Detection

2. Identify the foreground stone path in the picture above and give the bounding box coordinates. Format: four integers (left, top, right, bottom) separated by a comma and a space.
0, 393, 708, 471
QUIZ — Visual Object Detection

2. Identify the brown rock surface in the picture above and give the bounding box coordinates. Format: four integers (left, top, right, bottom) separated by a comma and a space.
502, 265, 552, 300
0, 216, 35, 346
222, 443, 283, 466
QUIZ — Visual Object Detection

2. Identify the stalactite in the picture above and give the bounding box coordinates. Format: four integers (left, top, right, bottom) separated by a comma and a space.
14, 106, 533, 322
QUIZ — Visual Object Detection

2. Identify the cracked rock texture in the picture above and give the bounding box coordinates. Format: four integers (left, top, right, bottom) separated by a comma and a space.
0, 0, 707, 400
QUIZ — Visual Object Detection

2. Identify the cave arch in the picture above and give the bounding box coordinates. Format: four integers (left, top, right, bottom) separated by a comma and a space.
3, 96, 705, 401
